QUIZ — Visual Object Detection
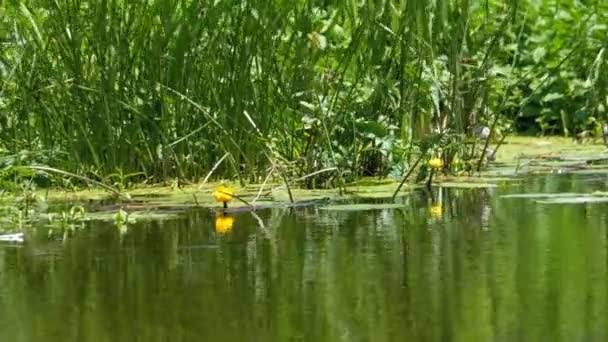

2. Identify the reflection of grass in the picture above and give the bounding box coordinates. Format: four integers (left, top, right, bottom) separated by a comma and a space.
0, 172, 606, 340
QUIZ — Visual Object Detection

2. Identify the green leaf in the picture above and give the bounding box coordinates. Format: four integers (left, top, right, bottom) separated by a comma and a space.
320, 203, 405, 211
537, 197, 608, 204
19, 4, 43, 47
355, 120, 388, 138
490, 65, 512, 76
501, 193, 583, 199
542, 93, 563, 102
532, 47, 546, 63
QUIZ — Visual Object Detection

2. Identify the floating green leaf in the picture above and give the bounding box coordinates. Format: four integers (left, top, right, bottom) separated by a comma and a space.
501, 193, 583, 199
536, 197, 608, 204
437, 182, 498, 189
320, 203, 405, 211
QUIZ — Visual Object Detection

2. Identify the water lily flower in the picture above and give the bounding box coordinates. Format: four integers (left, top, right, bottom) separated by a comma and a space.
213, 184, 234, 208
428, 157, 443, 169
215, 214, 234, 234
429, 203, 443, 218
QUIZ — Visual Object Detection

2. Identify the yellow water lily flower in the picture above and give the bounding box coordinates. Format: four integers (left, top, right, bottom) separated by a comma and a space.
213, 184, 234, 206
429, 203, 443, 218
215, 214, 234, 234
428, 157, 443, 169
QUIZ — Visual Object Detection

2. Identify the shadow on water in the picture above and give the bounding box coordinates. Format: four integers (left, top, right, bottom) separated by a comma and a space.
0, 174, 607, 341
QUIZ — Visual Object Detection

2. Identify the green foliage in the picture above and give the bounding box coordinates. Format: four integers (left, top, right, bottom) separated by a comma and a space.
503, 1, 608, 136
0, 0, 606, 187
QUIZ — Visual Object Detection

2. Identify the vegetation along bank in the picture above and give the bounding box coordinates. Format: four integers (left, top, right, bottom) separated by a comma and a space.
1, 1, 607, 195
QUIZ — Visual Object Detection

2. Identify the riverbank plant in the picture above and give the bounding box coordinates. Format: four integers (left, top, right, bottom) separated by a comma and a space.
1, 0, 606, 189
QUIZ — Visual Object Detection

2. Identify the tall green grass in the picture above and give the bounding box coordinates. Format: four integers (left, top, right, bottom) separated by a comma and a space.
0, 0, 606, 186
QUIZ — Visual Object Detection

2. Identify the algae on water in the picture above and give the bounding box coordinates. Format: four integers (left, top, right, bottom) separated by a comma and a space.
1, 137, 606, 225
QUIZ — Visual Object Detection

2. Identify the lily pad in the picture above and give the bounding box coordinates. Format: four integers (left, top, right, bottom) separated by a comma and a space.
484, 136, 608, 176
536, 197, 608, 204
436, 182, 498, 189
319, 203, 405, 211
501, 193, 583, 199
565, 168, 608, 175
501, 191, 608, 200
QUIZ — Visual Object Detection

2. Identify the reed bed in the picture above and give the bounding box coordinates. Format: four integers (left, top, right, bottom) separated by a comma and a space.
0, 0, 606, 186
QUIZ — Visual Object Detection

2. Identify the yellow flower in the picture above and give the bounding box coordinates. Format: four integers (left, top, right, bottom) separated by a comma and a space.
213, 185, 234, 203
429, 204, 443, 218
428, 157, 443, 169
215, 214, 234, 234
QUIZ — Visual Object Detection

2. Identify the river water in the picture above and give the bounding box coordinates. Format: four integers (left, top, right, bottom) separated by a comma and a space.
0, 174, 607, 341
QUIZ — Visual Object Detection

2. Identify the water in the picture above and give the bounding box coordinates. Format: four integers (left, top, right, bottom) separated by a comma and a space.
0, 174, 607, 341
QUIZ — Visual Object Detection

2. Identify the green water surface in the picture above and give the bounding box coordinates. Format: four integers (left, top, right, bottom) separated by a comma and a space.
1, 174, 607, 341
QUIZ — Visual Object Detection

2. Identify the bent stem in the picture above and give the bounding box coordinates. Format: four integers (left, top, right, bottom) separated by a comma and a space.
200, 152, 230, 188
278, 169, 295, 204
426, 169, 435, 191
217, 190, 251, 207
392, 152, 425, 200
20, 165, 129, 200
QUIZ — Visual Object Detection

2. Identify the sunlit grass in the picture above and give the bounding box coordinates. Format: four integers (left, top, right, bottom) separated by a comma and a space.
1, 0, 605, 188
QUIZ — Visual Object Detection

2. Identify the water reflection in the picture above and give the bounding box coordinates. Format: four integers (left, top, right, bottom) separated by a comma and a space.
215, 213, 235, 234
0, 174, 607, 341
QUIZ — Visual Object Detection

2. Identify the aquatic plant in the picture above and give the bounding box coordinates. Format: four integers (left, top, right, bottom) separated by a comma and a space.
47, 205, 87, 232
213, 185, 234, 208
428, 158, 443, 170
0, 0, 606, 188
